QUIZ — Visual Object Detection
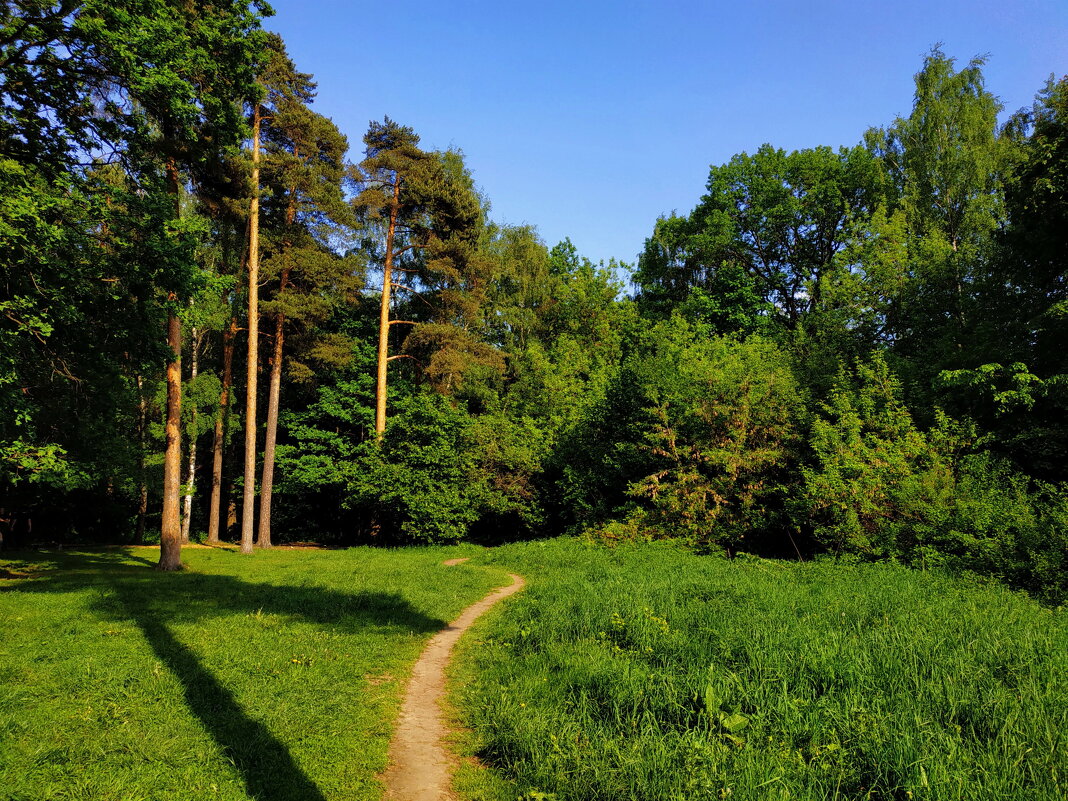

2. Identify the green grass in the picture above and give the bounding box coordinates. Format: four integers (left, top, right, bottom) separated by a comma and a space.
451, 539, 1068, 801
0, 544, 511, 801
4, 539, 1066, 801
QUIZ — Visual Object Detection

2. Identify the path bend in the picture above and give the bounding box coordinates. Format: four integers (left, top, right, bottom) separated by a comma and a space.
382, 562, 525, 800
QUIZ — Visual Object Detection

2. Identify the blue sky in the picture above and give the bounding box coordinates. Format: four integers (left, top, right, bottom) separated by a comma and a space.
268, 0, 1067, 266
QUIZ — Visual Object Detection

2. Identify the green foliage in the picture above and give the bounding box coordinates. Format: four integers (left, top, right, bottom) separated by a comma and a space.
800, 355, 954, 557
345, 394, 545, 544
626, 326, 799, 550
999, 76, 1068, 376
866, 47, 1014, 389
0, 439, 89, 489
352, 393, 483, 543
938, 363, 1068, 481
560, 315, 799, 550
636, 144, 884, 330
942, 454, 1068, 605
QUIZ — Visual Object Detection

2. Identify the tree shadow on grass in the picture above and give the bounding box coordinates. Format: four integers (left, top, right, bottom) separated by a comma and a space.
131, 608, 329, 801
7, 549, 449, 801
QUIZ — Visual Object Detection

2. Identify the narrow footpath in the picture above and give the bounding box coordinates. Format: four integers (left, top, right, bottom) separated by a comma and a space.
382, 558, 526, 800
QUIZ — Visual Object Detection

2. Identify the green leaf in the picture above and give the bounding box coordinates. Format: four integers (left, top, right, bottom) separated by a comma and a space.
719, 712, 749, 732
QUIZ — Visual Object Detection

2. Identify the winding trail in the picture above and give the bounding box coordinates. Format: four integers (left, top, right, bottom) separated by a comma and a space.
382, 558, 525, 800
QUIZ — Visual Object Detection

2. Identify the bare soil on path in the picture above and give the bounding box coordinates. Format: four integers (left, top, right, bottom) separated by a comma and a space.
382, 559, 525, 800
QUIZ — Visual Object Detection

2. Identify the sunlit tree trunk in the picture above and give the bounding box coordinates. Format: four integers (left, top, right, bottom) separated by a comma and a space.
257, 293, 285, 548
257, 184, 297, 547
160, 303, 183, 569
375, 178, 401, 438
240, 103, 261, 555
159, 157, 183, 571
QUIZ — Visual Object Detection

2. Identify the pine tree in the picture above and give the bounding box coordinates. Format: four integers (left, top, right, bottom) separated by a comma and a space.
254, 36, 355, 546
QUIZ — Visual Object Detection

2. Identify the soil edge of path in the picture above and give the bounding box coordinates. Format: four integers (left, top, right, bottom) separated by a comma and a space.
382, 564, 525, 801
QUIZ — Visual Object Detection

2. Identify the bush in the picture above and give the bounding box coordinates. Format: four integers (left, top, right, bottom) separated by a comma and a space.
560, 315, 800, 551
347, 393, 546, 544
800, 354, 955, 557
946, 454, 1068, 605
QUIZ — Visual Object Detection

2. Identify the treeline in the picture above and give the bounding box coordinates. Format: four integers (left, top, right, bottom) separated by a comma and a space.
0, 7, 1064, 598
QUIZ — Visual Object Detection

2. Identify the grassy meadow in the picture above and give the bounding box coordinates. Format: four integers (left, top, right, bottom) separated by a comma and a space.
1, 540, 1065, 801
450, 539, 1067, 801
0, 545, 506, 801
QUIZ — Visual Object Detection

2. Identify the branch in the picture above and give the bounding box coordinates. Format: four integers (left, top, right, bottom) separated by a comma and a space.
388, 320, 417, 325
386, 354, 418, 362
390, 283, 434, 308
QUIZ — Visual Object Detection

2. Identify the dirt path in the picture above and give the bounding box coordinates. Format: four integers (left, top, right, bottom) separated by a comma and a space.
382, 560, 525, 800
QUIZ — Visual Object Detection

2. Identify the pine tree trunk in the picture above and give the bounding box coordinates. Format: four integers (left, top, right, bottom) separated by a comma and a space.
257, 181, 297, 548
160, 301, 183, 570
375, 179, 401, 438
159, 157, 183, 572
257, 303, 285, 548
180, 323, 200, 543
240, 104, 262, 555
207, 317, 236, 544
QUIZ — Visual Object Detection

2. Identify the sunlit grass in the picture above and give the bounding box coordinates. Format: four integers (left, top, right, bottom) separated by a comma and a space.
0, 545, 507, 801
452, 539, 1068, 801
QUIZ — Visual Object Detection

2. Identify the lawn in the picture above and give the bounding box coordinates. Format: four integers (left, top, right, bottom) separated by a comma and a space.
0, 545, 507, 801
450, 539, 1068, 801
3, 539, 1065, 801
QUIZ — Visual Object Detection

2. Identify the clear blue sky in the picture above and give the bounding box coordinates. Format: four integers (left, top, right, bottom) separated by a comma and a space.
268, 0, 1067, 266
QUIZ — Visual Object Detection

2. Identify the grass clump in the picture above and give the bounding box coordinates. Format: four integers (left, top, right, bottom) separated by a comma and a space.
452, 538, 1067, 801
0, 545, 507, 801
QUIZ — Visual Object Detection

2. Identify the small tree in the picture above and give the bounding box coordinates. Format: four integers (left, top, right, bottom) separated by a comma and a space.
800, 355, 955, 557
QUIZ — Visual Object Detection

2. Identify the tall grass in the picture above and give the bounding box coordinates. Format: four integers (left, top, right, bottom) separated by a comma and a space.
453, 539, 1067, 801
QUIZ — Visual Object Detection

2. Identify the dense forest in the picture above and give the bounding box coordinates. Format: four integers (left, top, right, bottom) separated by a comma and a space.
1, 3, 1066, 602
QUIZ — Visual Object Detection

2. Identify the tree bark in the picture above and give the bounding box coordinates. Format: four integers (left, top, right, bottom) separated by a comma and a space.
159, 299, 183, 571
180, 322, 200, 543
207, 317, 236, 544
375, 178, 401, 438
257, 301, 285, 548
159, 157, 183, 572
135, 373, 148, 544
257, 181, 297, 548
240, 103, 262, 555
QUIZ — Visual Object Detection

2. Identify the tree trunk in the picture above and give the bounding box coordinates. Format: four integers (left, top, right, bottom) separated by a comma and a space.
160, 299, 183, 571
375, 178, 401, 438
180, 322, 200, 543
257, 182, 297, 548
240, 103, 262, 555
159, 157, 183, 572
135, 373, 148, 544
257, 303, 285, 548
207, 317, 236, 543
227, 488, 237, 534
136, 483, 148, 545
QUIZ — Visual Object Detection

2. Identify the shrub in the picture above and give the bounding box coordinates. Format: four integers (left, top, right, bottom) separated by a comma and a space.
800, 354, 955, 557
561, 315, 800, 551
